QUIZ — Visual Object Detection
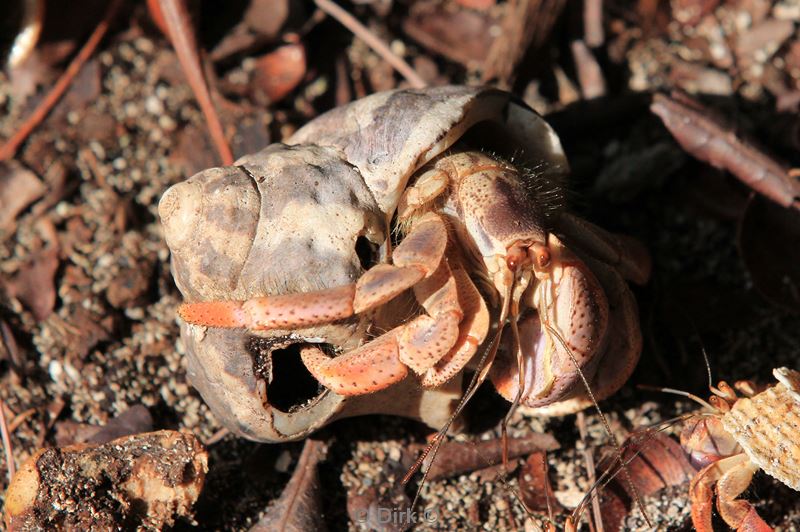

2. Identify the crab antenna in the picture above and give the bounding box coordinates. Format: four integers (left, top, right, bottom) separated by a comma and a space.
637, 384, 717, 412
571, 431, 649, 525
541, 317, 653, 529
569, 414, 698, 526
501, 293, 525, 473
404, 279, 515, 508
403, 322, 505, 506
701, 346, 714, 392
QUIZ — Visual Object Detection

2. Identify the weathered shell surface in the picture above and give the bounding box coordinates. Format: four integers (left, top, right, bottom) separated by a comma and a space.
722, 367, 800, 490
289, 85, 569, 213
161, 144, 387, 441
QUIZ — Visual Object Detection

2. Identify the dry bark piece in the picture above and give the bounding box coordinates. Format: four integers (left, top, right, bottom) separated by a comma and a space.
651, 93, 800, 211
482, 0, 567, 86
0, 161, 45, 234
55, 405, 154, 447
737, 194, 800, 312
415, 434, 559, 480
4, 430, 208, 531
4, 245, 59, 321
250, 439, 328, 532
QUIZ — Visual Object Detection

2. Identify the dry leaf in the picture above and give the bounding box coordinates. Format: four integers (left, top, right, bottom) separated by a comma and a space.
250, 439, 328, 532
418, 434, 559, 481
519, 452, 564, 514
0, 161, 45, 234
252, 43, 306, 104
596, 431, 695, 531
55, 405, 154, 446
5, 245, 59, 321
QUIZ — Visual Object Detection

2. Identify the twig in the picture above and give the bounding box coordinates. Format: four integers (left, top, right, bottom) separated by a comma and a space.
203, 427, 230, 446
584, 0, 604, 47
0, 0, 123, 161
8, 408, 36, 433
157, 0, 234, 165
0, 400, 16, 482
577, 411, 603, 532
651, 93, 800, 211
313, 0, 427, 89
571, 40, 606, 99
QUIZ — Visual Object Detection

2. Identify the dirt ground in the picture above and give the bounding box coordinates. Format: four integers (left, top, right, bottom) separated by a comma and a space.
1, 1, 799, 530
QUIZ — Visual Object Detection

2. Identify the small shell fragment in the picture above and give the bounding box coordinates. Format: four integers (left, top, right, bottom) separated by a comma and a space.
722, 370, 800, 491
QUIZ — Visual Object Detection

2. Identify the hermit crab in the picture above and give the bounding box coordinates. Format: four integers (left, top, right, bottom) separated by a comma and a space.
680, 367, 800, 531
160, 86, 650, 443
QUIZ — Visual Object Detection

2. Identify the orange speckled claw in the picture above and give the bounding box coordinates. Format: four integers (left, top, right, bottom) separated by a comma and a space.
178, 301, 248, 328
178, 284, 358, 330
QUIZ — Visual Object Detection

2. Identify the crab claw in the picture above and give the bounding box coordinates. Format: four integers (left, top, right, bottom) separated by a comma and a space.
490, 237, 610, 407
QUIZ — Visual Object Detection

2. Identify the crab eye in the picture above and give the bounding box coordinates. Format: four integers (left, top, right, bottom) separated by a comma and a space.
537, 250, 550, 268
531, 243, 550, 269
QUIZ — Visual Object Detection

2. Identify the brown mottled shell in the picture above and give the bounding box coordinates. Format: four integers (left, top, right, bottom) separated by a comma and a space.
722, 367, 800, 491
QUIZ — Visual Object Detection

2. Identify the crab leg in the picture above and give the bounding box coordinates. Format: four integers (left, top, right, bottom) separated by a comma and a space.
301, 247, 489, 395
690, 453, 772, 532
397, 167, 449, 220
420, 265, 489, 387
298, 332, 410, 395
178, 211, 448, 330
556, 212, 651, 285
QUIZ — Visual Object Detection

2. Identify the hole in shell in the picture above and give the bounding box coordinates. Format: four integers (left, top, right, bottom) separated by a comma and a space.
355, 235, 379, 270
266, 341, 332, 414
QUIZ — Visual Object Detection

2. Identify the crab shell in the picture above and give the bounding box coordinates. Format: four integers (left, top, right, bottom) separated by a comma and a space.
160, 86, 568, 443
721, 367, 800, 491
